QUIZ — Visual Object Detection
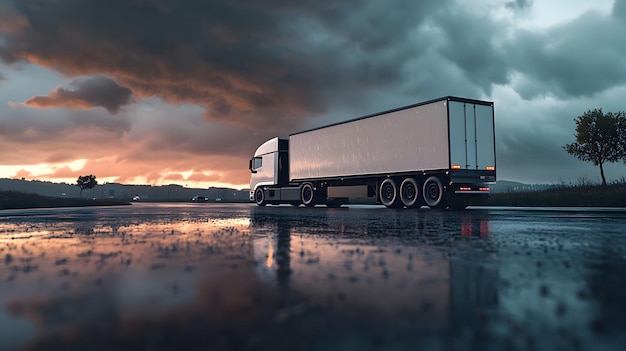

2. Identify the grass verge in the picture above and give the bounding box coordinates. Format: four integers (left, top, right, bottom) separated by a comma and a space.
488, 183, 626, 207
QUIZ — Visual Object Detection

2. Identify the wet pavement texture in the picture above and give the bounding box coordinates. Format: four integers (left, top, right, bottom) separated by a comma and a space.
1, 203, 626, 351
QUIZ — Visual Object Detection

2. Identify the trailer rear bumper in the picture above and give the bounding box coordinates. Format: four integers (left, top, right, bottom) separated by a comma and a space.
450, 169, 496, 183
454, 190, 490, 195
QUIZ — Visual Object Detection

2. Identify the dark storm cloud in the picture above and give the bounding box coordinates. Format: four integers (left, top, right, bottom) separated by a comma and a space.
497, 126, 575, 181
504, 7, 626, 99
614, 0, 626, 19
431, 10, 509, 90
0, 106, 131, 144
0, 0, 623, 112
0, 0, 451, 130
506, 0, 533, 12
22, 76, 132, 114
0, 2, 27, 35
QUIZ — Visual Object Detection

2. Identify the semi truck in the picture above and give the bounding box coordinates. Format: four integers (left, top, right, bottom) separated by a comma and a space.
248, 96, 496, 209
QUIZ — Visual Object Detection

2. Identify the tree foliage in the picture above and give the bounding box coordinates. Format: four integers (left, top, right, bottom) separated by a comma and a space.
564, 109, 626, 186
77, 174, 98, 198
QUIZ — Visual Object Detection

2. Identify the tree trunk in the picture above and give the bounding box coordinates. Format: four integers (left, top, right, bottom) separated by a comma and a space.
599, 162, 607, 186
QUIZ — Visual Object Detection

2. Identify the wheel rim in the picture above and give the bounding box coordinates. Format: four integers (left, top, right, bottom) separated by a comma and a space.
423, 176, 443, 207
380, 179, 397, 207
400, 178, 418, 207
254, 189, 265, 205
301, 184, 315, 206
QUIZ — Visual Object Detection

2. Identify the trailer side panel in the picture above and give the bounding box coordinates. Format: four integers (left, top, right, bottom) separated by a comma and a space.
290, 100, 449, 181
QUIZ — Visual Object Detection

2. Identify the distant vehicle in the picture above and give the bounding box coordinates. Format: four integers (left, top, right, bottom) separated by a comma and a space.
192, 196, 209, 202
132, 195, 141, 201
215, 198, 222, 202
248, 96, 496, 209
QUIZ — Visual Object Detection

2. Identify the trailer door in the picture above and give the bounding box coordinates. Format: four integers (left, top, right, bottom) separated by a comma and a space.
474, 104, 495, 171
448, 100, 494, 171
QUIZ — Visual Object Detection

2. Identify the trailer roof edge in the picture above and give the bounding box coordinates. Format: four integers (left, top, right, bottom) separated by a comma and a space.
290, 96, 493, 136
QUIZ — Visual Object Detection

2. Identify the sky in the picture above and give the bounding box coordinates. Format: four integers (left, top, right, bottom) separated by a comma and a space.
1, 0, 626, 190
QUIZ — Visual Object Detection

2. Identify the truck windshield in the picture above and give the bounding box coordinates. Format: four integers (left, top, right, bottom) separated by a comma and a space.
253, 157, 262, 169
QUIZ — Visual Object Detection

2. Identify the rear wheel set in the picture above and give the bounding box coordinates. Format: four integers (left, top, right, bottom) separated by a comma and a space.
379, 176, 446, 209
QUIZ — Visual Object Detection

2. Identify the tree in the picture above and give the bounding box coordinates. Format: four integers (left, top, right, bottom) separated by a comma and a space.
77, 174, 98, 198
564, 109, 626, 186
620, 116, 626, 161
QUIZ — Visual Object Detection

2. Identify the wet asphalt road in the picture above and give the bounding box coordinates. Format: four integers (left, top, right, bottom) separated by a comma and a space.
1, 203, 625, 351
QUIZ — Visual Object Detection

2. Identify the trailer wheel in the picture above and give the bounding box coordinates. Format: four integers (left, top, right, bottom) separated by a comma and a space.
423, 176, 445, 208
301, 183, 316, 207
400, 178, 420, 208
254, 188, 266, 206
380, 178, 401, 208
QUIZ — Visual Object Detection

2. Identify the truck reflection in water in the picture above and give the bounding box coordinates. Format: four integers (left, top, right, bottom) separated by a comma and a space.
249, 207, 497, 333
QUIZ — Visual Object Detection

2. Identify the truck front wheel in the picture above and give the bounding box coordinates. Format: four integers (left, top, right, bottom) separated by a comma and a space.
423, 176, 445, 208
301, 183, 317, 207
254, 188, 266, 206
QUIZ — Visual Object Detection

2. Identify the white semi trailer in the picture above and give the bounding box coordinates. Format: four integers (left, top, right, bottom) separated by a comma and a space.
248, 96, 496, 209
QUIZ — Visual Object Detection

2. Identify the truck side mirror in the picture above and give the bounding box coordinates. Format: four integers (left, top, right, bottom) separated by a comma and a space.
249, 159, 257, 173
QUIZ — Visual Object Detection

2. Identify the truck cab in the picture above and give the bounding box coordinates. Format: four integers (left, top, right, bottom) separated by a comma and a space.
249, 137, 289, 204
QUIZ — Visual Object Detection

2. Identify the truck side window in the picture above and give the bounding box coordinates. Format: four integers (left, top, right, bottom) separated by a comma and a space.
253, 157, 262, 169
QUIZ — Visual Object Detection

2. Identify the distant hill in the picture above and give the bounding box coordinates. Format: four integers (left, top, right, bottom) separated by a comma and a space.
1, 178, 552, 202
0, 178, 250, 202
0, 191, 130, 210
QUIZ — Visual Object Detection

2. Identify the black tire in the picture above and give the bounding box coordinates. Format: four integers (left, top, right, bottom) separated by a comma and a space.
422, 176, 445, 208
254, 188, 266, 206
400, 178, 420, 208
380, 178, 401, 208
301, 183, 316, 207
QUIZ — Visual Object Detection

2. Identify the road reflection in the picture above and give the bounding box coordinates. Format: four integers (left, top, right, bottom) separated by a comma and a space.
1, 204, 625, 350
1, 211, 258, 350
